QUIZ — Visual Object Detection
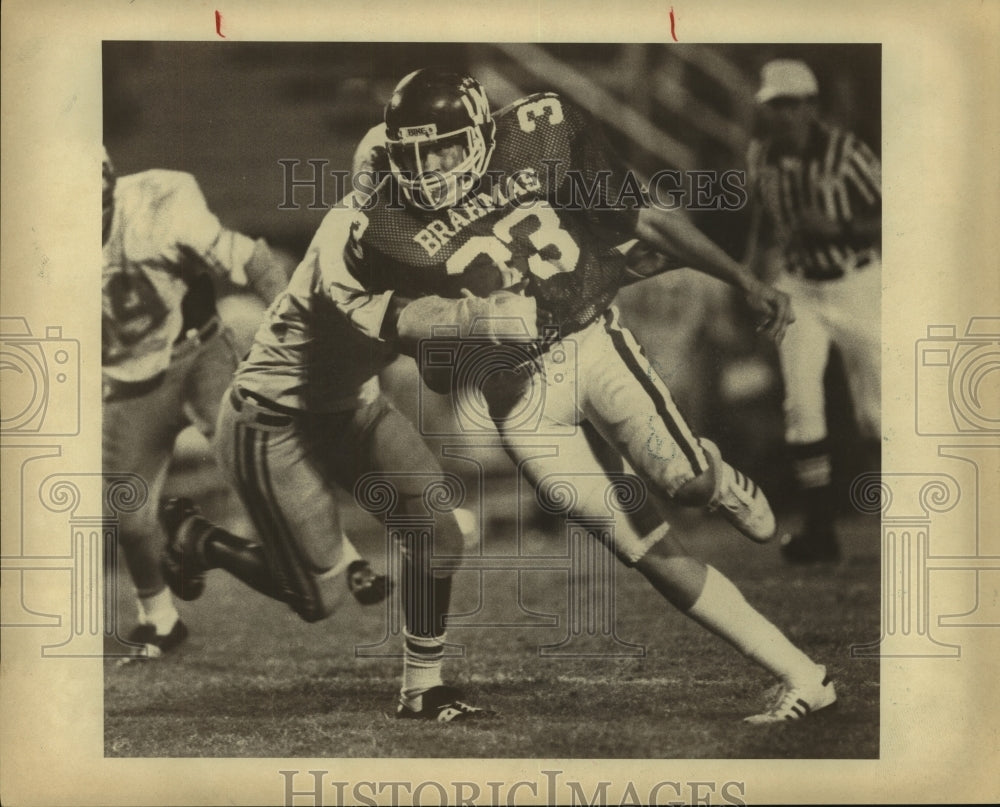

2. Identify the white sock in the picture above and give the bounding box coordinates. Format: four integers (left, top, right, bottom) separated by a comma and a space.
454, 508, 478, 551
137, 588, 179, 635
686, 565, 821, 687
340, 536, 362, 566
401, 630, 445, 705
328, 535, 363, 579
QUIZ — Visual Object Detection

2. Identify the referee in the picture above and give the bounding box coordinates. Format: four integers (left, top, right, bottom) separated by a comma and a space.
745, 59, 881, 563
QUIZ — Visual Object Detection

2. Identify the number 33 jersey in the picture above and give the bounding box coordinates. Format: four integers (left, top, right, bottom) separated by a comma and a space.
332, 93, 646, 339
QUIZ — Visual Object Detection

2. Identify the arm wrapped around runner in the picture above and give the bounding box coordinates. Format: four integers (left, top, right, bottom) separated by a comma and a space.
619, 240, 687, 286
396, 289, 538, 347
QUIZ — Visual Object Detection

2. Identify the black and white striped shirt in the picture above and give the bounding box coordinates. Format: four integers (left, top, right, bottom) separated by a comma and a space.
748, 122, 881, 280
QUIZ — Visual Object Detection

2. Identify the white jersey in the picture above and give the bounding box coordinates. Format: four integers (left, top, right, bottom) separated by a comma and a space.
234, 202, 394, 412
102, 170, 254, 382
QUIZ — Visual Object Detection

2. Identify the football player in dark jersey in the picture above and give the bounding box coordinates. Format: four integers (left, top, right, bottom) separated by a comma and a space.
329, 68, 835, 723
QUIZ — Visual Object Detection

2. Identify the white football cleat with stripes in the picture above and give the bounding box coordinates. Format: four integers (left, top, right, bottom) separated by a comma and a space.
743, 668, 837, 724
701, 439, 777, 543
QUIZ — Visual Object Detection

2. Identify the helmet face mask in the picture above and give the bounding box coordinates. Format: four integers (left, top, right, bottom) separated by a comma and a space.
387, 127, 487, 209
384, 69, 496, 210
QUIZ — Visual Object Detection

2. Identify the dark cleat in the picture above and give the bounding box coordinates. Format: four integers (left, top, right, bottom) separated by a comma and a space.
159, 497, 210, 601
395, 685, 495, 722
347, 559, 392, 606
118, 619, 189, 664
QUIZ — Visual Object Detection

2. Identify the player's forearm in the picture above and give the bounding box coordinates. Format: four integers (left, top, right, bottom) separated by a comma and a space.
758, 246, 784, 285
741, 200, 768, 277
383, 293, 470, 355
619, 241, 687, 286
635, 206, 758, 294
389, 291, 539, 358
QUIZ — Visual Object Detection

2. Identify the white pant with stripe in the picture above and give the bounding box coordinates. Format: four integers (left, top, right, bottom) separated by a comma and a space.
475, 307, 709, 565
214, 386, 466, 621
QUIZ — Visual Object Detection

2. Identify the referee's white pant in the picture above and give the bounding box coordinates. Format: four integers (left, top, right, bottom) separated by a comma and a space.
775, 258, 881, 445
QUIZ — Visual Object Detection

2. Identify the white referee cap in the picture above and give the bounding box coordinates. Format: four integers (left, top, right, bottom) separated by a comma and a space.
756, 59, 819, 103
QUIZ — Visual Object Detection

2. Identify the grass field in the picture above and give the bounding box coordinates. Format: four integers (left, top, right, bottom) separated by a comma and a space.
104, 457, 880, 760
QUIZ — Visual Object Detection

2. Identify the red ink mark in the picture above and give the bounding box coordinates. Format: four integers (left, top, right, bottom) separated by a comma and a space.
215, 10, 226, 38
669, 7, 678, 41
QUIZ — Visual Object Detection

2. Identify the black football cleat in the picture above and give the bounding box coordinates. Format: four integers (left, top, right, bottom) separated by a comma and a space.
119, 619, 189, 663
395, 685, 495, 722
779, 531, 841, 564
159, 497, 210, 601
347, 559, 393, 606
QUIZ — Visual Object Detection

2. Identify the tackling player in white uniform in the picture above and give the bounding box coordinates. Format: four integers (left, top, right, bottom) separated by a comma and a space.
745, 60, 881, 564
323, 68, 838, 723
156, 156, 489, 721
102, 148, 291, 658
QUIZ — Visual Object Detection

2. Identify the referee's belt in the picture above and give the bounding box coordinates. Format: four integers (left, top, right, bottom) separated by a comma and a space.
797, 252, 877, 281
103, 315, 221, 403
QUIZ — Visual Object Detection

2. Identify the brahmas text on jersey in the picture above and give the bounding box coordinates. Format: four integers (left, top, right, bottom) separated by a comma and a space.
334, 93, 646, 336
102, 170, 255, 382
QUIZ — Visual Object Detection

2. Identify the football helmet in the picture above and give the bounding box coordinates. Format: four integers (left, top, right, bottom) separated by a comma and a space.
384, 68, 496, 210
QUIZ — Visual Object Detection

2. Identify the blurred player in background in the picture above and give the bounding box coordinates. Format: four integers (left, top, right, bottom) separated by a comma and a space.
102, 147, 294, 658
745, 60, 881, 564
327, 67, 837, 723
157, 143, 488, 721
